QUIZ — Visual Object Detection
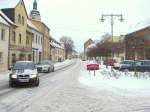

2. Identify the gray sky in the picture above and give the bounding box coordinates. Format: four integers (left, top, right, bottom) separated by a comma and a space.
24, 0, 150, 52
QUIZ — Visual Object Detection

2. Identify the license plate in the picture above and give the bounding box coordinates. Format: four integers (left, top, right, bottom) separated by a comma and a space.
19, 79, 29, 82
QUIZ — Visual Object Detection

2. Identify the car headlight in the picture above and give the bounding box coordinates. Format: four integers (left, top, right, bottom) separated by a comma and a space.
30, 74, 37, 78
11, 74, 17, 78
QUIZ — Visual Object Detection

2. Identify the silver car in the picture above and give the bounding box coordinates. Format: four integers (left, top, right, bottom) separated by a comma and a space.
9, 61, 39, 87
36, 60, 54, 73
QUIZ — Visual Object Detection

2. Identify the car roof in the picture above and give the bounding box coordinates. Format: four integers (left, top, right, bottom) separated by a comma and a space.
16, 61, 33, 63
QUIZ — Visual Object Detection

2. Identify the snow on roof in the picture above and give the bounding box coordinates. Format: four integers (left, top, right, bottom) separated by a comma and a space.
27, 19, 39, 31
50, 42, 64, 49
0, 10, 16, 26
127, 18, 150, 35
0, 0, 20, 9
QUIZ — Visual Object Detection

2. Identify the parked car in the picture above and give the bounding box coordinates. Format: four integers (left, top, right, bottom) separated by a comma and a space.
87, 60, 99, 70
36, 60, 54, 73
9, 61, 39, 87
119, 60, 135, 71
135, 60, 150, 72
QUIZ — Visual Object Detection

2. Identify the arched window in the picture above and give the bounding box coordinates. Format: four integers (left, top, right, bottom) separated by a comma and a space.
18, 14, 21, 24
19, 34, 22, 44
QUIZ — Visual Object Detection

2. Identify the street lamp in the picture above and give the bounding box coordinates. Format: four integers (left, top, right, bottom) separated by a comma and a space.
100, 14, 124, 58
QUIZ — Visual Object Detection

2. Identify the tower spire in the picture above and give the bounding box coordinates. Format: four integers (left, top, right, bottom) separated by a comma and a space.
30, 0, 41, 21
33, 0, 37, 10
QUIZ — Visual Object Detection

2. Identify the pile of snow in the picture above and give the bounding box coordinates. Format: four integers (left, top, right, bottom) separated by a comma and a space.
79, 62, 150, 96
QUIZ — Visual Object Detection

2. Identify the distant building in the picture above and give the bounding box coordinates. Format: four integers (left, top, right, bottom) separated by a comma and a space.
84, 38, 94, 60
50, 38, 65, 62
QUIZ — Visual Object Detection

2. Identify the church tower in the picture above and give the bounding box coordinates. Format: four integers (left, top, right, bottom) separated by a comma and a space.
30, 0, 41, 21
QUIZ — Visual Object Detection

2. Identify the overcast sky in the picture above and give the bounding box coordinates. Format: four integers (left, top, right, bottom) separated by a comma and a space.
24, 0, 150, 52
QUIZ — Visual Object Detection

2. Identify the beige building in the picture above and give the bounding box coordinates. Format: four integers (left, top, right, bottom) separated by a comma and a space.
84, 38, 94, 60
50, 38, 65, 62
0, 0, 32, 67
0, 11, 12, 71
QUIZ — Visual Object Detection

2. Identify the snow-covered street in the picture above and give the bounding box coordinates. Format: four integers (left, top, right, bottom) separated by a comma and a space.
0, 59, 150, 112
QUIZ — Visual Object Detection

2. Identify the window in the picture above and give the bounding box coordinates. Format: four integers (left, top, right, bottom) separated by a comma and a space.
19, 34, 22, 44
0, 52, 3, 63
26, 36, 29, 45
41, 37, 42, 44
12, 31, 16, 43
1, 29, 5, 41
36, 35, 38, 44
22, 16, 24, 25
18, 14, 21, 24
38, 36, 40, 44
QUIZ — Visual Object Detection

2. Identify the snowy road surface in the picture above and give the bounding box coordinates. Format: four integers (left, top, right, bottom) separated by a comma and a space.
0, 59, 150, 112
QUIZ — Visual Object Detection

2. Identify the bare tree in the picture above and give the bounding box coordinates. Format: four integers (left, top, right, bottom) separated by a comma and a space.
60, 36, 75, 59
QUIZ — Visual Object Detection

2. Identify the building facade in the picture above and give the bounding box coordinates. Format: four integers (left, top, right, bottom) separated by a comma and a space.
125, 27, 150, 60
27, 19, 43, 64
0, 11, 10, 71
1, 0, 32, 67
50, 38, 65, 62
84, 38, 94, 60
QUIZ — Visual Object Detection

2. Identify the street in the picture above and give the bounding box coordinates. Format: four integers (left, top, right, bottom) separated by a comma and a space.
0, 59, 149, 112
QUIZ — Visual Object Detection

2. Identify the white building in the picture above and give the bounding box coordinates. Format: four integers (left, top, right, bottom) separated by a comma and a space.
27, 19, 43, 64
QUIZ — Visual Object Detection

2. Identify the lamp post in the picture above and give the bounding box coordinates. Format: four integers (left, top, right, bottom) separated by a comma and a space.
100, 14, 124, 58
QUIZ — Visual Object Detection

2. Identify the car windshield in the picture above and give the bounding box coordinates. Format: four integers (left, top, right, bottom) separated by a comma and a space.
121, 61, 133, 65
40, 60, 50, 65
13, 62, 35, 70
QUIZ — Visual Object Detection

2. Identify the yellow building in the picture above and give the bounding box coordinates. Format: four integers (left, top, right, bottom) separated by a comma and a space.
50, 38, 65, 62
0, 0, 32, 67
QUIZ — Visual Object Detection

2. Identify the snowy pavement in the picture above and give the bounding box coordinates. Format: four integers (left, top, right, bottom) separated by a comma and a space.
0, 60, 150, 112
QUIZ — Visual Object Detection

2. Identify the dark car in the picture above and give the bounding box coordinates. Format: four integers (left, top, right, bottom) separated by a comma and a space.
135, 60, 150, 72
9, 61, 39, 87
36, 60, 54, 73
119, 60, 135, 71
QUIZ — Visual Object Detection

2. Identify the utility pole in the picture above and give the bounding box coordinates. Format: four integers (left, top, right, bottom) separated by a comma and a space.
100, 14, 124, 58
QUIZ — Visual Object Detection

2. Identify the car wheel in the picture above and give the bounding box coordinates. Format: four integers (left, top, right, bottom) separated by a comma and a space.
35, 78, 39, 87
52, 67, 54, 72
48, 68, 50, 73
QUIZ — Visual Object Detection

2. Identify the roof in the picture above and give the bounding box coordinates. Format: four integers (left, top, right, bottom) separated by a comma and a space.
0, 0, 20, 9
126, 18, 150, 35
50, 42, 64, 49
0, 10, 16, 26
27, 19, 39, 31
